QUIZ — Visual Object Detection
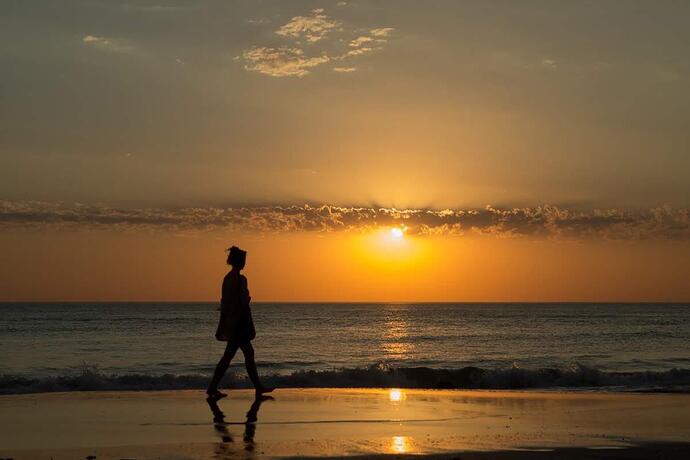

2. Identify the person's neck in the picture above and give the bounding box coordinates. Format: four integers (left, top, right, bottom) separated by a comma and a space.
230, 268, 242, 275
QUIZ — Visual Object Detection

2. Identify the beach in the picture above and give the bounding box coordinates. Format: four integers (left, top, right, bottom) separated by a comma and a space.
1, 388, 689, 459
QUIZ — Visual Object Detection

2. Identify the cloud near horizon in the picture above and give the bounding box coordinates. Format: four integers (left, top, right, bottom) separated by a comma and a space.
1, 201, 688, 240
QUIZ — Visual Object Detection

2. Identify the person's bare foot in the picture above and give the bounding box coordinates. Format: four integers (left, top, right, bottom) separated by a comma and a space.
206, 390, 228, 400
255, 386, 275, 397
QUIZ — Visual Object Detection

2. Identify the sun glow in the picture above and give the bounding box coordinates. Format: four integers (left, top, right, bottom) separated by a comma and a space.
352, 227, 428, 271
390, 227, 405, 238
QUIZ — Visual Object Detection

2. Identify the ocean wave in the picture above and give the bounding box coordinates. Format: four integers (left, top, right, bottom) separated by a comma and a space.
1, 363, 689, 394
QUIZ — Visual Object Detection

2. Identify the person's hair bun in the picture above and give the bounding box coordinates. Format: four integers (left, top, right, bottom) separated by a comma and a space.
227, 246, 247, 266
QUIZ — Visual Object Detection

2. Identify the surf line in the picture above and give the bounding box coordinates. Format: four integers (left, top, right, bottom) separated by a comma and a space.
142, 416, 470, 427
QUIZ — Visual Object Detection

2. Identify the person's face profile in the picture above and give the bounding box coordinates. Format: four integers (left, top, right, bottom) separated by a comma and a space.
226, 247, 247, 270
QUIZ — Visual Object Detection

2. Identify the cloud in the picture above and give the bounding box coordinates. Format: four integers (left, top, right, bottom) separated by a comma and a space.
82, 35, 133, 53
243, 47, 330, 77
343, 47, 374, 57
2, 201, 688, 240
349, 36, 373, 47
121, 4, 184, 13
242, 8, 394, 77
541, 58, 558, 70
369, 27, 394, 38
83, 35, 106, 43
246, 18, 270, 25
275, 8, 340, 43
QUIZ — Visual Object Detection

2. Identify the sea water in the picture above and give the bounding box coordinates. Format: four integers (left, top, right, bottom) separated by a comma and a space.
1, 303, 689, 393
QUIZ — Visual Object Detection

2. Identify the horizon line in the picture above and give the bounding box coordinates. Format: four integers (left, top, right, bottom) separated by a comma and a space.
1, 300, 689, 305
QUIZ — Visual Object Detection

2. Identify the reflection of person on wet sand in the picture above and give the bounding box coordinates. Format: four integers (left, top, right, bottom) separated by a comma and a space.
208, 246, 274, 400
206, 395, 273, 455
244, 395, 272, 447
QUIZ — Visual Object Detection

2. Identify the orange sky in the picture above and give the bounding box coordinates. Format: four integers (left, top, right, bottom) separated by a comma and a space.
2, 228, 689, 302
1, 2, 689, 302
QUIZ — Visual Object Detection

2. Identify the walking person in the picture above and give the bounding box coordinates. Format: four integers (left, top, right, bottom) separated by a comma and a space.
207, 246, 274, 399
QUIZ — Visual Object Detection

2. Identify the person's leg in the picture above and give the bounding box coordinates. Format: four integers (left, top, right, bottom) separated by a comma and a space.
208, 341, 241, 395
239, 341, 261, 388
240, 342, 274, 394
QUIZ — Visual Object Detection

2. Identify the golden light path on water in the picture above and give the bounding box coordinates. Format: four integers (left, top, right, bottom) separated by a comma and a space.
388, 388, 411, 453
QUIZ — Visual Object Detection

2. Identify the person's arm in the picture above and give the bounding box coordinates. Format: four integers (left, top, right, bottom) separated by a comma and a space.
220, 274, 232, 312
240, 275, 251, 308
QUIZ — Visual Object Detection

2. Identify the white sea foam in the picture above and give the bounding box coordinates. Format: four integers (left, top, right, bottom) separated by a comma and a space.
2, 363, 689, 394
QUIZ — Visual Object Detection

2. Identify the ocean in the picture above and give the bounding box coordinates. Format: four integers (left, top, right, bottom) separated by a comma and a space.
1, 302, 689, 393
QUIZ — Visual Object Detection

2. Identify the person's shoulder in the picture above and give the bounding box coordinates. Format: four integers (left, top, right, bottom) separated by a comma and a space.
223, 272, 245, 284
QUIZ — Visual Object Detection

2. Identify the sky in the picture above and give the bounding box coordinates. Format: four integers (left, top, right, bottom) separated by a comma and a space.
1, 1, 689, 301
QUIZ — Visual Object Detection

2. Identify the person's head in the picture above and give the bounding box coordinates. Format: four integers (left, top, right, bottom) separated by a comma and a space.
226, 246, 247, 270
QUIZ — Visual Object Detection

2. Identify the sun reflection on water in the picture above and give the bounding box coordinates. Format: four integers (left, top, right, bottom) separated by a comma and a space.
383, 310, 415, 360
389, 388, 404, 402
390, 436, 410, 453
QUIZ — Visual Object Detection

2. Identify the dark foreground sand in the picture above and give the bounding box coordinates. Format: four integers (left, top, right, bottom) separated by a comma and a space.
1, 388, 688, 459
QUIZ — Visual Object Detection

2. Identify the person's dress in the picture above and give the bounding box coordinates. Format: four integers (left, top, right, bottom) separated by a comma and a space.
214, 272, 256, 343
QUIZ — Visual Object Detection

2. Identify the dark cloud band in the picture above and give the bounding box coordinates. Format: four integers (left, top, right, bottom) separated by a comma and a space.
0, 201, 688, 239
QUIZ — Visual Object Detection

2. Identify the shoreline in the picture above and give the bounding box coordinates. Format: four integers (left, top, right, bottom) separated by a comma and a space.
4, 362, 689, 395
7, 387, 690, 397
2, 388, 689, 459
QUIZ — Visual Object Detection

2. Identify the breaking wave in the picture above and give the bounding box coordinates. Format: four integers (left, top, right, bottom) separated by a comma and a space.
2, 363, 689, 394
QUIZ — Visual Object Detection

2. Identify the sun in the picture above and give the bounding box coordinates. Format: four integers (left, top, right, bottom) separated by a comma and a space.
354, 225, 425, 267
390, 227, 405, 239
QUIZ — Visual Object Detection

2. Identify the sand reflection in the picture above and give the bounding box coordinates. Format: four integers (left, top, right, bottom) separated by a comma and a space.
206, 395, 273, 459
389, 388, 406, 402
390, 435, 412, 453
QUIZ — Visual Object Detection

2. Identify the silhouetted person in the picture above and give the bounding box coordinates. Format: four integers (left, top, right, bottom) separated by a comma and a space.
207, 246, 274, 399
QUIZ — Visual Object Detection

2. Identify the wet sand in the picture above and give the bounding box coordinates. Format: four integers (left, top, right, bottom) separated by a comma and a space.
1, 388, 689, 459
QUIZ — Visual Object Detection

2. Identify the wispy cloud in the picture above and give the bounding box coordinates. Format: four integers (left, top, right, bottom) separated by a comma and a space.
82, 35, 134, 54
343, 46, 374, 57
243, 47, 330, 77
333, 66, 356, 73
349, 36, 373, 47
369, 27, 394, 38
2, 201, 688, 240
242, 8, 395, 77
275, 8, 340, 43
121, 3, 185, 13
541, 58, 558, 70
246, 18, 270, 25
